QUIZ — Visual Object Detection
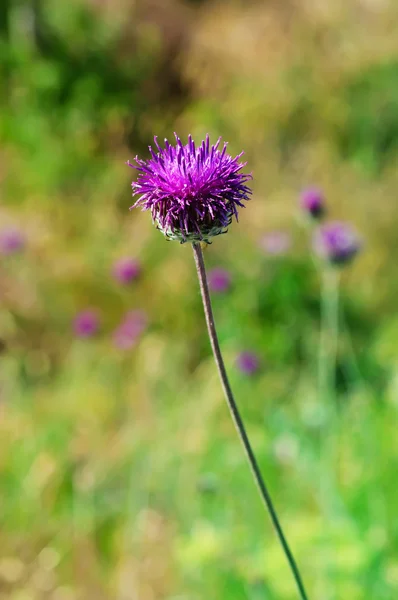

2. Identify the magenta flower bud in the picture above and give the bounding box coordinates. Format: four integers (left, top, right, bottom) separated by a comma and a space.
300, 187, 325, 219
313, 221, 361, 266
0, 228, 25, 255
236, 351, 260, 375
208, 268, 231, 293
128, 133, 252, 243
113, 310, 147, 350
112, 257, 141, 284
73, 310, 100, 338
259, 231, 291, 255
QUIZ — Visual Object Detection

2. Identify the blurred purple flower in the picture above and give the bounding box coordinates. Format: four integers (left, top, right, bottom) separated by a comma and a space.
128, 133, 252, 243
313, 221, 361, 265
236, 351, 260, 375
113, 310, 147, 350
259, 231, 291, 255
73, 310, 100, 338
112, 257, 141, 284
300, 187, 325, 219
208, 268, 231, 293
0, 227, 25, 255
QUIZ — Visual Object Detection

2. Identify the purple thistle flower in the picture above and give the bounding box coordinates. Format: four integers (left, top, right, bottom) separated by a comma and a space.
113, 310, 147, 350
0, 227, 25, 255
127, 133, 252, 243
300, 187, 325, 219
313, 221, 361, 265
208, 268, 231, 293
236, 351, 260, 375
112, 257, 141, 284
73, 310, 100, 338
259, 231, 291, 255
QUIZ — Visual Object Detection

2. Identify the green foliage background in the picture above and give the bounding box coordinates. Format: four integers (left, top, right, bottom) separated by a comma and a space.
1, 1, 398, 598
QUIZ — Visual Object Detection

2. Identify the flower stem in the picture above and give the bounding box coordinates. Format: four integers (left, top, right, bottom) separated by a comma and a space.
318, 267, 340, 406
192, 242, 309, 600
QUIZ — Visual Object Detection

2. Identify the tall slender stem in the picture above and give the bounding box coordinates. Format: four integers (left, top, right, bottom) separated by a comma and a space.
192, 242, 309, 600
318, 267, 340, 406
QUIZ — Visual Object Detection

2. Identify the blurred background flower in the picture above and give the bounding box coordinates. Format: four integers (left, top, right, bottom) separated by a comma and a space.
112, 310, 147, 350
314, 222, 361, 265
236, 351, 260, 376
0, 228, 25, 255
300, 187, 325, 220
207, 267, 231, 294
73, 310, 100, 338
112, 257, 141, 284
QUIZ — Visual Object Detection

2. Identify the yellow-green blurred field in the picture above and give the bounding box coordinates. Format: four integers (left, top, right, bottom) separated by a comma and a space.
1, 1, 398, 598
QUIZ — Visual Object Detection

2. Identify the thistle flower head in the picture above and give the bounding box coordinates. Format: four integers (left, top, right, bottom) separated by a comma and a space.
73, 310, 100, 338
208, 268, 231, 293
236, 351, 260, 375
112, 257, 141, 285
313, 221, 361, 265
128, 134, 252, 243
113, 310, 147, 350
0, 227, 25, 255
300, 187, 325, 219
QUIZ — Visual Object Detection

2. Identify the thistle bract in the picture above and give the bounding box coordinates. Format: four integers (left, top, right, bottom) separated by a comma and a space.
128, 134, 252, 243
